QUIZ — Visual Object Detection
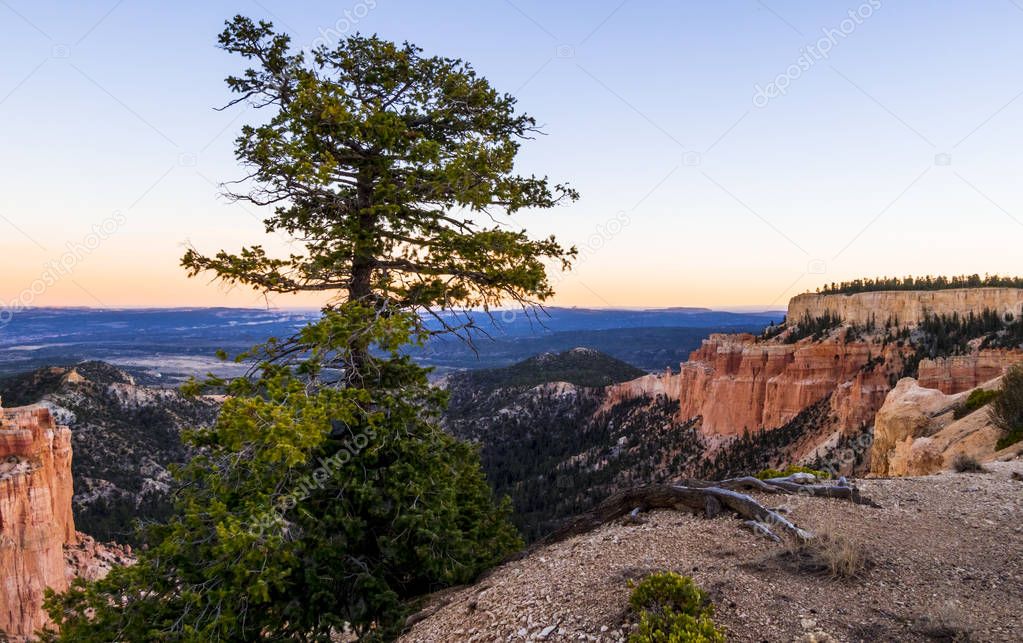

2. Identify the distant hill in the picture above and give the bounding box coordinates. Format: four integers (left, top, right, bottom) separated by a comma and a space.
446, 347, 646, 392
413, 326, 770, 372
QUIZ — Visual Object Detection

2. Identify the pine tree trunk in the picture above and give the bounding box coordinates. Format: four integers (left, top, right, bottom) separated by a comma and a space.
347, 174, 378, 382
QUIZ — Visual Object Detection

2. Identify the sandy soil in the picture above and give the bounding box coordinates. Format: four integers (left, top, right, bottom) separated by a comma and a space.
401, 461, 1023, 642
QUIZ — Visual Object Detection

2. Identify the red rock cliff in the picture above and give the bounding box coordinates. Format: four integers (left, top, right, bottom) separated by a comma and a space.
917, 351, 1023, 394
607, 332, 908, 437
0, 402, 76, 639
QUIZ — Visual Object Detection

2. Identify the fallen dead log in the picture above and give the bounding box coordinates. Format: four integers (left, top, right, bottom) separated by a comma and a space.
539, 477, 878, 547
742, 519, 781, 542
680, 474, 878, 506
679, 476, 788, 493
538, 483, 814, 546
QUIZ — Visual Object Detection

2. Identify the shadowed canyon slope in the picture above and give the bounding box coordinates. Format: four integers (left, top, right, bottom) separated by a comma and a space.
0, 362, 220, 545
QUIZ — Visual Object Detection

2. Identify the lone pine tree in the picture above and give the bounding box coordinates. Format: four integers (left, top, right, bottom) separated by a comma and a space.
182, 16, 578, 375
45, 16, 577, 642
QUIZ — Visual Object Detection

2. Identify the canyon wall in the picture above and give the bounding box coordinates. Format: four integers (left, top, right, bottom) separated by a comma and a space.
869, 377, 1023, 476
0, 402, 76, 639
788, 288, 1023, 327
917, 351, 1023, 394
606, 333, 906, 437
605, 317, 1023, 444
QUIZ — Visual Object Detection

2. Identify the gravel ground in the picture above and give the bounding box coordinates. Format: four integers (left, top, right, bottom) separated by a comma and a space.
401, 461, 1023, 642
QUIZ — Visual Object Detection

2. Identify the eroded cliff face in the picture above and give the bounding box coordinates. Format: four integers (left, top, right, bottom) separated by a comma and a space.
869, 377, 1023, 476
918, 351, 1023, 393
602, 291, 1023, 480
0, 362, 220, 546
788, 288, 1023, 327
606, 332, 907, 438
0, 400, 131, 640
0, 403, 75, 638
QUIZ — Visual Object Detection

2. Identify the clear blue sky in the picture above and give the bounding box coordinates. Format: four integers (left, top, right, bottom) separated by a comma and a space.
2, 0, 1022, 309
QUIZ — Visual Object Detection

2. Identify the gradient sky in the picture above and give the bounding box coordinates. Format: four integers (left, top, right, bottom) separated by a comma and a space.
2, 1, 1022, 310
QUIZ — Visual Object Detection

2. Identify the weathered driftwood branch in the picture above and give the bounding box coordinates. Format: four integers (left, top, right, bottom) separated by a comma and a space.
680, 474, 877, 506
539, 475, 877, 547
539, 483, 813, 546
679, 476, 788, 493
742, 519, 781, 542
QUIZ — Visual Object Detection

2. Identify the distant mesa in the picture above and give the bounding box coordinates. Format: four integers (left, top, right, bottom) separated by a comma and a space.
789, 287, 1023, 328
649, 306, 713, 313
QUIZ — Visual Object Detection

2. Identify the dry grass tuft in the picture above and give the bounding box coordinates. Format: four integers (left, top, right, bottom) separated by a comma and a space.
951, 454, 986, 473
783, 525, 872, 579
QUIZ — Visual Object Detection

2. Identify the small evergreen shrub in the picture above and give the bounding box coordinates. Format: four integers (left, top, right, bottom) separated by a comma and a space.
754, 465, 831, 480
991, 365, 1023, 450
953, 388, 1001, 419
632, 609, 726, 643
627, 572, 725, 643
996, 428, 1023, 451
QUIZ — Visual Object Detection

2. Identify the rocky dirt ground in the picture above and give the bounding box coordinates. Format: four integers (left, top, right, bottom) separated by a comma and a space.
401, 461, 1023, 642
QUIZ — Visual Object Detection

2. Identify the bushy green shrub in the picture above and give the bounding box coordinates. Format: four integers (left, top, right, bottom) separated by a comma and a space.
953, 388, 1001, 419
629, 572, 708, 615
627, 572, 725, 643
754, 464, 831, 480
632, 609, 725, 643
996, 429, 1023, 450
991, 365, 1023, 450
